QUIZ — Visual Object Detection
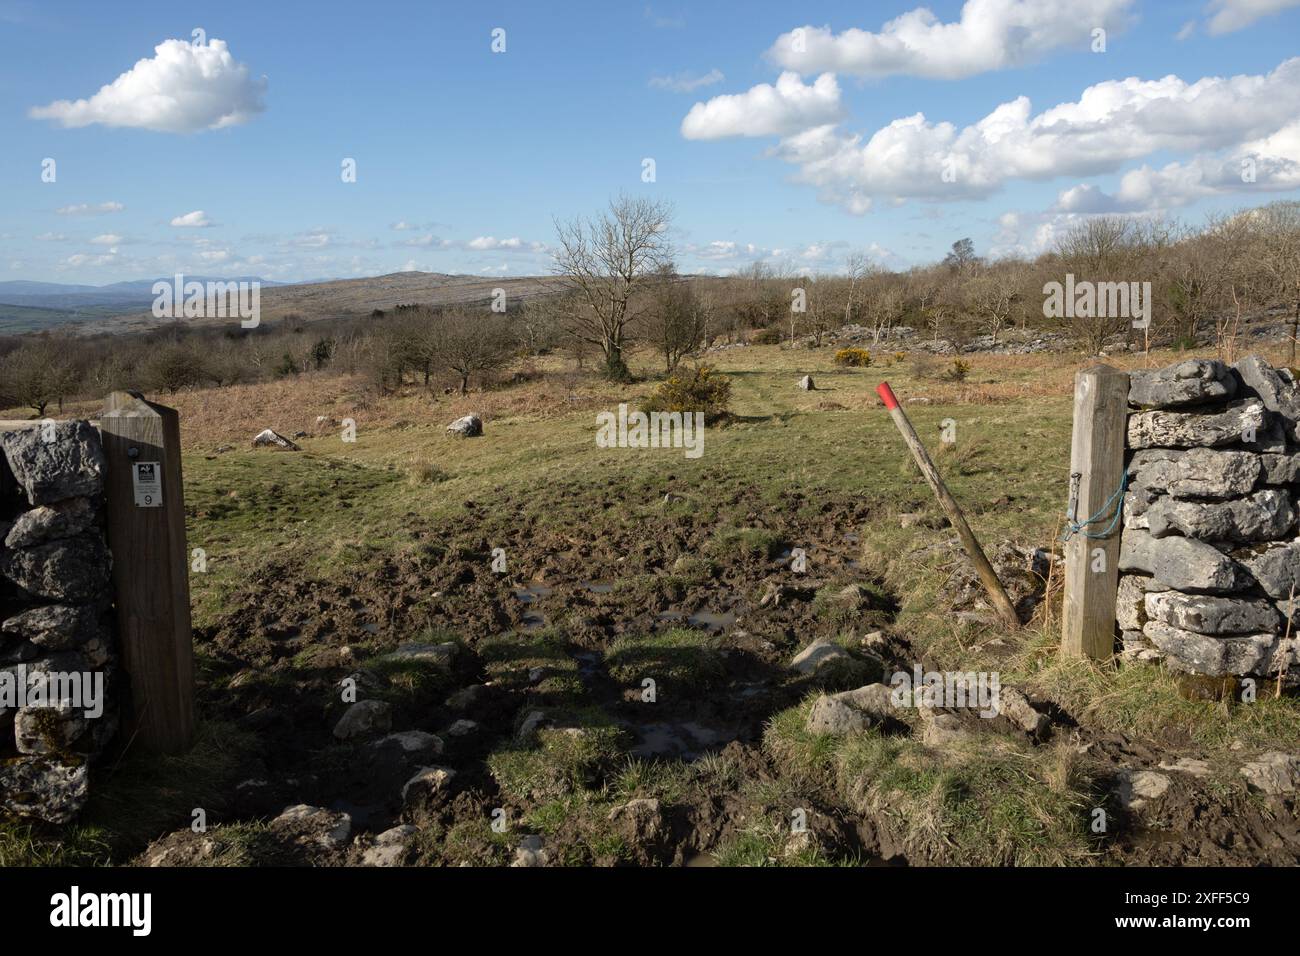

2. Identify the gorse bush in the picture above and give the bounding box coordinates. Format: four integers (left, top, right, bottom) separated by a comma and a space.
641, 364, 732, 421
834, 347, 872, 367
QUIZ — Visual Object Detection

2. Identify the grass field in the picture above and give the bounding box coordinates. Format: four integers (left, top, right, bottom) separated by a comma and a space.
4, 339, 1299, 866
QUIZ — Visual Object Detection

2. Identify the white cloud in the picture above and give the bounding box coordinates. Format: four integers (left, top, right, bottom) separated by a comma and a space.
681, 72, 842, 140
29, 38, 266, 133
36, 232, 68, 241
170, 210, 213, 228
467, 236, 523, 250
649, 68, 724, 93
761, 57, 1300, 212
90, 233, 123, 245
767, 0, 1135, 80
1205, 0, 1300, 35
56, 201, 123, 215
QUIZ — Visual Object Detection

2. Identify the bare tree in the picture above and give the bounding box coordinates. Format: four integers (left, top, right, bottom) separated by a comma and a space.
0, 338, 81, 416
433, 307, 516, 394
644, 266, 710, 371
553, 194, 674, 380
1254, 201, 1300, 366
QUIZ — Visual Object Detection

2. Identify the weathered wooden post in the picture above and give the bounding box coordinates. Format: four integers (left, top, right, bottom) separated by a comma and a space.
1062, 365, 1130, 660
99, 391, 195, 753
876, 381, 1021, 629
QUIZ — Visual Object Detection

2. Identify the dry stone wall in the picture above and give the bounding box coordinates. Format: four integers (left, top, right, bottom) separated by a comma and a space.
1119, 357, 1300, 683
0, 421, 121, 823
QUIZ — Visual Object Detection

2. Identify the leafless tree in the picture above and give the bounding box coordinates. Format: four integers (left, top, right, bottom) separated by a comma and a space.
1253, 201, 1300, 366
553, 194, 674, 380
433, 307, 516, 394
0, 338, 81, 416
644, 266, 710, 371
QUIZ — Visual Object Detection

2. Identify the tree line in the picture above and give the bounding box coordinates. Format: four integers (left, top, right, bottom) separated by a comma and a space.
1, 197, 1297, 417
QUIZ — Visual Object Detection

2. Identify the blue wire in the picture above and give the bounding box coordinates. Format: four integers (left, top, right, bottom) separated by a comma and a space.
1064, 469, 1129, 541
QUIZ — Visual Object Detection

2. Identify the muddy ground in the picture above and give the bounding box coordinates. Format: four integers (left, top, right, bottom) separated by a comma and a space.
131, 484, 1299, 867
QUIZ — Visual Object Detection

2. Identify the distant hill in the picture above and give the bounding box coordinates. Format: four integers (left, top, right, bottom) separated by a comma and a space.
8, 271, 568, 337
0, 276, 292, 334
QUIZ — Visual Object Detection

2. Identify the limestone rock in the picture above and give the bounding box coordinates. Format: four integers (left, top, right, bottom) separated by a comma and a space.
512, 834, 547, 867
1240, 538, 1300, 600
0, 757, 88, 823
1128, 359, 1235, 409
0, 534, 112, 602
1114, 769, 1170, 811
371, 730, 443, 759
271, 804, 353, 850
1145, 592, 1280, 636
798, 375, 815, 391
805, 683, 893, 735
360, 824, 418, 866
251, 428, 300, 450
1116, 574, 1166, 631
4, 497, 98, 548
402, 766, 456, 805
14, 704, 89, 754
1144, 621, 1277, 676
446, 414, 483, 438
1119, 528, 1246, 593
386, 641, 458, 667
1127, 400, 1266, 450
791, 638, 851, 675
992, 686, 1049, 737
1235, 355, 1300, 442
1147, 489, 1295, 543
0, 421, 105, 505
1261, 452, 1300, 485
1239, 752, 1300, 795
1163, 448, 1262, 500
919, 709, 969, 747
0, 604, 106, 651
332, 699, 392, 739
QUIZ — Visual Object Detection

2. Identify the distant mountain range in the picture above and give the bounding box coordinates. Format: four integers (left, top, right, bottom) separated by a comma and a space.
0, 272, 566, 336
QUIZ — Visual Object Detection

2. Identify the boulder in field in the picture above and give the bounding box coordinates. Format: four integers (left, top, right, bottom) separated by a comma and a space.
805, 683, 893, 735
1239, 752, 1300, 795
446, 414, 482, 438
0, 421, 105, 505
798, 375, 815, 391
1128, 359, 1235, 409
332, 699, 392, 739
252, 428, 300, 450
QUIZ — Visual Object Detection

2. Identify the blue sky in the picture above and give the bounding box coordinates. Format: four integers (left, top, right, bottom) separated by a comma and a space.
2, 0, 1299, 284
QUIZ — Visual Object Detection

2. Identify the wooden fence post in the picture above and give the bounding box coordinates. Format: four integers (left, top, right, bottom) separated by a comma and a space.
100, 391, 195, 753
1062, 365, 1130, 660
